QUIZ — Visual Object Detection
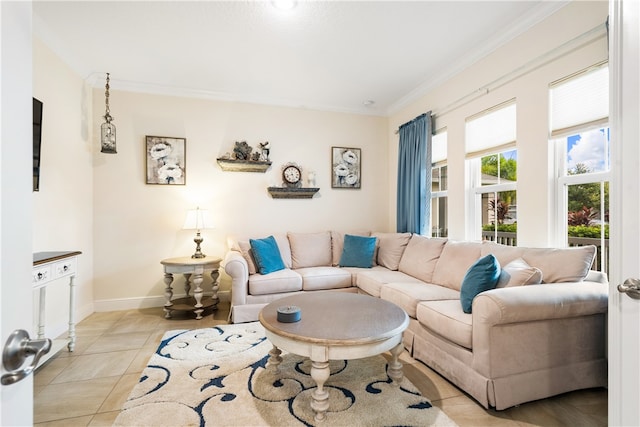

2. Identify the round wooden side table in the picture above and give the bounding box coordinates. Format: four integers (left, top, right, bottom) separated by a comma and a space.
160, 256, 221, 320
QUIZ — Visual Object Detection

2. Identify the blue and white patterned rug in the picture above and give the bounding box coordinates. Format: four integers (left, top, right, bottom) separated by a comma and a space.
114, 322, 457, 427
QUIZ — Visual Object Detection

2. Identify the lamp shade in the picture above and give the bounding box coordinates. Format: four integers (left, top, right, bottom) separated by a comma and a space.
182, 207, 213, 231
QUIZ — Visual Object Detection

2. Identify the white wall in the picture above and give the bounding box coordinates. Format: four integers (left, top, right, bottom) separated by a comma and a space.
388, 0, 609, 246
32, 38, 94, 333
91, 91, 388, 309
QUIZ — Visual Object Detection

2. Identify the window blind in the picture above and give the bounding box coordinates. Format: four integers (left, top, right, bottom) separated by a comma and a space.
432, 131, 447, 164
550, 64, 609, 136
465, 101, 516, 158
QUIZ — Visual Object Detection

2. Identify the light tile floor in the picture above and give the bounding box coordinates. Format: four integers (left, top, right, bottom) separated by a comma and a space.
34, 302, 607, 426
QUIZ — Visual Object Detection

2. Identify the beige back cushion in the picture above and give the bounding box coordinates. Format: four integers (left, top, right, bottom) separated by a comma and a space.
331, 230, 371, 266
288, 231, 332, 269
481, 241, 525, 266
522, 245, 596, 283
431, 240, 483, 290
373, 232, 412, 271
397, 235, 447, 283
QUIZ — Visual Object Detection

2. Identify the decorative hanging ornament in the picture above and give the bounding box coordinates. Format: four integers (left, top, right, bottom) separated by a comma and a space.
100, 73, 117, 153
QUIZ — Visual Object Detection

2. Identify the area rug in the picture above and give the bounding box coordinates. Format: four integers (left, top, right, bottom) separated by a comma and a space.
114, 322, 457, 427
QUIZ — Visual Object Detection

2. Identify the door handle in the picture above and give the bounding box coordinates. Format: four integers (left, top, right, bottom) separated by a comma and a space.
1, 329, 51, 385
617, 278, 640, 300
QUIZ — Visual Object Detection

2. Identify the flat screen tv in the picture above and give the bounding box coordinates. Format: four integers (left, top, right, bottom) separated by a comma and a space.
33, 97, 43, 192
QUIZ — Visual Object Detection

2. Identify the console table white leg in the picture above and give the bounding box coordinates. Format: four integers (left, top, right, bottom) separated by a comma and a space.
267, 345, 283, 372
310, 360, 331, 422
192, 270, 204, 320
163, 272, 174, 319
37, 287, 46, 339
387, 342, 404, 384
67, 275, 76, 352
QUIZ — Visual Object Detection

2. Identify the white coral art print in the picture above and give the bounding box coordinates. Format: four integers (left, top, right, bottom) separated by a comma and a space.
332, 147, 361, 189
146, 136, 186, 185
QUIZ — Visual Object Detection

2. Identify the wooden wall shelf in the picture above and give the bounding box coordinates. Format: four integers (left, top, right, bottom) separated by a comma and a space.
216, 158, 272, 172
267, 187, 320, 199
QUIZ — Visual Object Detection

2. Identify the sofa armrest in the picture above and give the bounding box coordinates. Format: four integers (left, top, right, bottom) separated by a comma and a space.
223, 250, 249, 306
473, 281, 608, 326
472, 282, 608, 379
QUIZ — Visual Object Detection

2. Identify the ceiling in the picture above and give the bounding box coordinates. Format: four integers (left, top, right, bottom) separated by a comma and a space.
32, 1, 568, 116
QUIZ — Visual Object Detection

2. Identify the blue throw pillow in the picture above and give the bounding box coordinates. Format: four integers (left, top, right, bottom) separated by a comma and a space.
460, 254, 501, 314
339, 234, 377, 268
249, 235, 286, 275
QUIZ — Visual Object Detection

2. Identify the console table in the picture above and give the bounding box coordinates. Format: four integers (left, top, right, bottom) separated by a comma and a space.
32, 251, 81, 367
161, 256, 221, 320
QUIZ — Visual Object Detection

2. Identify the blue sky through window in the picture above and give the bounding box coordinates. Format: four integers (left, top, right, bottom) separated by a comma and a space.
566, 128, 609, 173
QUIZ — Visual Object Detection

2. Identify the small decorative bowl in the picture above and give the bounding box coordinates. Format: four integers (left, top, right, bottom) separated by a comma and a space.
277, 305, 301, 323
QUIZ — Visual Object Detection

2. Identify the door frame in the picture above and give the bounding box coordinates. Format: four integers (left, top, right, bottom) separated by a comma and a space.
608, 0, 640, 425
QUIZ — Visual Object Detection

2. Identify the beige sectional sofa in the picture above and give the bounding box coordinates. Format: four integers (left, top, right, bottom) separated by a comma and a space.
223, 231, 608, 410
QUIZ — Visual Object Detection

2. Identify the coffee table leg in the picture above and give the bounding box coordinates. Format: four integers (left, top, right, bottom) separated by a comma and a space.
267, 345, 282, 371
388, 342, 404, 384
310, 360, 330, 422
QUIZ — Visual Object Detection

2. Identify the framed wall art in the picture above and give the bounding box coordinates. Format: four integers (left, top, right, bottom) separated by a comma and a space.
146, 136, 186, 185
331, 146, 361, 189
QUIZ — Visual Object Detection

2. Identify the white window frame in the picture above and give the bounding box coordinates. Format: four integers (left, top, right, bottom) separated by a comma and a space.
465, 101, 517, 241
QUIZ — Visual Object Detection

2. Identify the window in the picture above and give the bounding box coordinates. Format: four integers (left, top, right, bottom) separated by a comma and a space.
431, 131, 447, 237
551, 63, 609, 272
466, 101, 517, 243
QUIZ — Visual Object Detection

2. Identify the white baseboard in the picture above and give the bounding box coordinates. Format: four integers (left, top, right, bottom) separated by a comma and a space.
92, 290, 231, 312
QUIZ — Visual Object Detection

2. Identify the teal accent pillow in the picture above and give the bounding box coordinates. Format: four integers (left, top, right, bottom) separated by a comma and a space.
249, 235, 286, 275
460, 254, 501, 314
339, 234, 377, 268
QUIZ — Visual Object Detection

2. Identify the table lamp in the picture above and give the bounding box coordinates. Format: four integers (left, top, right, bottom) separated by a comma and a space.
182, 207, 213, 258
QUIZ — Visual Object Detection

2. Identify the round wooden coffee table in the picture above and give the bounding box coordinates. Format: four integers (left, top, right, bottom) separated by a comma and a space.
259, 292, 409, 422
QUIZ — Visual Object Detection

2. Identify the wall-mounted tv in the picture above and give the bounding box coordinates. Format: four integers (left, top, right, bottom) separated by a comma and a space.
33, 97, 43, 192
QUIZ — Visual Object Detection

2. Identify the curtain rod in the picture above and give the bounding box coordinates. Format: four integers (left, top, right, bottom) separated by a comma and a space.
394, 21, 607, 135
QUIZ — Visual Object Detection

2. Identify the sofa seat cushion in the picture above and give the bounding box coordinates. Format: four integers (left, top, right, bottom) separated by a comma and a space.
416, 300, 473, 350
380, 282, 460, 318
248, 269, 302, 296
296, 267, 352, 291
356, 268, 422, 297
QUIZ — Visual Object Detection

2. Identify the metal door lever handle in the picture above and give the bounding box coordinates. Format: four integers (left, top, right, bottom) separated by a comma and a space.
1, 330, 51, 385
617, 278, 640, 300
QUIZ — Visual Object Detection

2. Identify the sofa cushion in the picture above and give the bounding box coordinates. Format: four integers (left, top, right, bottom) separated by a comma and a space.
481, 241, 525, 266
380, 282, 460, 318
331, 231, 371, 266
432, 240, 483, 291
235, 233, 292, 274
249, 235, 286, 275
460, 254, 501, 314
521, 245, 596, 283
497, 258, 543, 288
356, 268, 422, 297
398, 235, 447, 283
416, 300, 473, 350
288, 231, 332, 268
248, 269, 302, 296
372, 232, 412, 270
339, 234, 377, 268
297, 267, 352, 291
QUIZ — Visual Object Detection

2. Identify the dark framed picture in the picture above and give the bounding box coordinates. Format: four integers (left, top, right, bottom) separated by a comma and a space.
145, 136, 186, 185
331, 146, 361, 189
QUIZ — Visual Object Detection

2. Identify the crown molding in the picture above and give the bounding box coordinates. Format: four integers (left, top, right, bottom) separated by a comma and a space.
385, 1, 571, 116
